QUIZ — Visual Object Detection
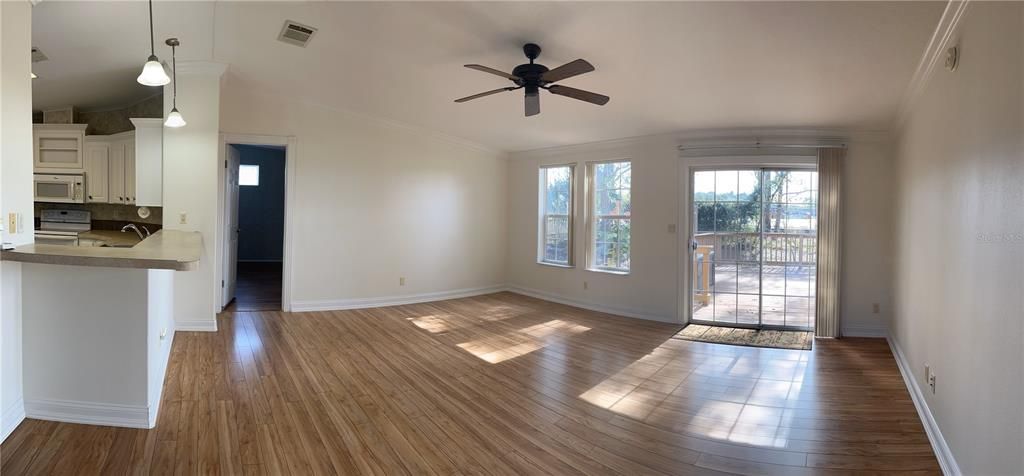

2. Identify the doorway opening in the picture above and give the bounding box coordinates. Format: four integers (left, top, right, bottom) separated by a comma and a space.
223, 143, 287, 311
689, 167, 818, 331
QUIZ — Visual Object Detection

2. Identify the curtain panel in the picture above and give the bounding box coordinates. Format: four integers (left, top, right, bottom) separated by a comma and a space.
815, 148, 843, 337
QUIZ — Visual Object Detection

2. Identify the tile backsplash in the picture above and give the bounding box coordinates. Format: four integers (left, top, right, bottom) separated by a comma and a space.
34, 202, 163, 231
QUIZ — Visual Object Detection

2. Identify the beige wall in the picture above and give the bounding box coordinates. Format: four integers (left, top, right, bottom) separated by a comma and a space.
1, 0, 34, 443
506, 132, 894, 335
162, 63, 226, 331
219, 76, 508, 308
892, 3, 1024, 474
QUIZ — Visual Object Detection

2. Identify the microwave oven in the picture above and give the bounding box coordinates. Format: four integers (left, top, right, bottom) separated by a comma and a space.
33, 173, 85, 203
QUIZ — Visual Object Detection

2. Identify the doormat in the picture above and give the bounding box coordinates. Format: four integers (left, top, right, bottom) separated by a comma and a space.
674, 324, 813, 351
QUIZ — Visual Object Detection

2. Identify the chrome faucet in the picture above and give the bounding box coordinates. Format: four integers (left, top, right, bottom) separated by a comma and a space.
121, 223, 145, 240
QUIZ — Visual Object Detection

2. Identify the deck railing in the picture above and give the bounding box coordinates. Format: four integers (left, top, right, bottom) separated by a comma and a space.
694, 232, 816, 265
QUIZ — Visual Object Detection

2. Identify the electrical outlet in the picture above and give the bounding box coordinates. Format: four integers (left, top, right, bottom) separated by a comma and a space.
399, 277, 406, 286
667, 224, 677, 234
8, 213, 17, 234
160, 328, 168, 340
872, 303, 880, 314
924, 364, 936, 393
583, 281, 588, 290
928, 371, 937, 394
179, 212, 187, 225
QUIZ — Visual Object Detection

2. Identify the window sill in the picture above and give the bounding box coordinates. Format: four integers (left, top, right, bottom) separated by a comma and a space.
586, 268, 630, 276
537, 261, 574, 269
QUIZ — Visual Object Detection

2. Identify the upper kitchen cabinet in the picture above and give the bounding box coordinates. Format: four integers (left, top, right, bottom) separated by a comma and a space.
130, 118, 162, 207
78, 119, 163, 206
33, 124, 88, 171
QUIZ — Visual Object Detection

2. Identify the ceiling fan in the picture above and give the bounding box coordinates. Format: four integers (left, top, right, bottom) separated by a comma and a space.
456, 43, 609, 117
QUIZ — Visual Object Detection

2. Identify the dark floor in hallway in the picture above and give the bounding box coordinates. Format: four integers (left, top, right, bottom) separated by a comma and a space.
231, 261, 282, 312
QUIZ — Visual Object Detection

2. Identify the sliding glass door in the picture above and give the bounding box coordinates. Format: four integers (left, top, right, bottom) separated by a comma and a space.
690, 168, 818, 330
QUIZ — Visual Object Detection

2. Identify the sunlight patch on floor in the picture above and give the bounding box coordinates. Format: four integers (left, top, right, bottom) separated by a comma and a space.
456, 319, 591, 364
578, 339, 813, 449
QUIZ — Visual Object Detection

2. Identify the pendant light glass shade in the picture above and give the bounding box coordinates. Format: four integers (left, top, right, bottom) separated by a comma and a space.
137, 55, 170, 86
137, 0, 169, 86
164, 107, 186, 128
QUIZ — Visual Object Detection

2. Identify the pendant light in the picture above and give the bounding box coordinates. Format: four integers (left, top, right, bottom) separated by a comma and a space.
164, 38, 186, 128
136, 0, 170, 86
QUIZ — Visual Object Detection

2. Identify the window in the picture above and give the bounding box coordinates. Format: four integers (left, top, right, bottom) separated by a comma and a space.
538, 165, 574, 266
589, 160, 631, 272
239, 164, 260, 186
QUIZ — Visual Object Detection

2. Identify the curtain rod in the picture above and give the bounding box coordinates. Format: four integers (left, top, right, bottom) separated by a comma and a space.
678, 142, 847, 151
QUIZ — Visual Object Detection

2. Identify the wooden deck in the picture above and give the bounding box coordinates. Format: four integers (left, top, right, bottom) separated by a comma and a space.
0, 292, 938, 475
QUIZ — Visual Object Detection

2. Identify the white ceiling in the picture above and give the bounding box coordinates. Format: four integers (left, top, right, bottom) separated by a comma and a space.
32, 1, 944, 151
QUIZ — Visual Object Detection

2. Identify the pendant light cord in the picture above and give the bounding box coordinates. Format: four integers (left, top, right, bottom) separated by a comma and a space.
171, 44, 177, 107
148, 0, 155, 56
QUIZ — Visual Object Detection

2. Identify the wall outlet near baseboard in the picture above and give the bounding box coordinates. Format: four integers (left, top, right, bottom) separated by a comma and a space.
924, 364, 936, 394
583, 281, 588, 290
179, 212, 188, 225
399, 277, 406, 286
872, 303, 880, 314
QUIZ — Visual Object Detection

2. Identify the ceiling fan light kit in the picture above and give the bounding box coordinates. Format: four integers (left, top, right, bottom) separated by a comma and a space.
457, 43, 609, 117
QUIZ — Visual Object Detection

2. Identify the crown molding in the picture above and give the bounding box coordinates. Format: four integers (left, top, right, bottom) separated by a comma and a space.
896, 0, 971, 128
511, 127, 891, 160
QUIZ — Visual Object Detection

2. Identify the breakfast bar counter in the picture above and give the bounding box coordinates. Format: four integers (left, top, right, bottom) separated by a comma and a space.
4, 230, 201, 429
1, 230, 201, 270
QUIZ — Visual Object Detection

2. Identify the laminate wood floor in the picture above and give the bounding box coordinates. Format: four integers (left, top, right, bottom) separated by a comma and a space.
1, 292, 939, 475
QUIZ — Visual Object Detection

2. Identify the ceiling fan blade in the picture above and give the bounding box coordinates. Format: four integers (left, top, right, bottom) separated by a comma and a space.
541, 59, 594, 83
464, 64, 519, 81
525, 93, 540, 116
455, 87, 516, 103
548, 85, 610, 106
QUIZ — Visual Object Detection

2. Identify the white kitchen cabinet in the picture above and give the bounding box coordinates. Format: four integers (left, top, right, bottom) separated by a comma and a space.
124, 140, 137, 205
109, 139, 126, 204
83, 131, 136, 205
73, 119, 161, 206
83, 138, 110, 203
130, 118, 162, 207
33, 124, 88, 171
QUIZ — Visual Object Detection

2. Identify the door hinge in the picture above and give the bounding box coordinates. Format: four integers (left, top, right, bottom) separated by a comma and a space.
224, 160, 227, 169
221, 279, 225, 287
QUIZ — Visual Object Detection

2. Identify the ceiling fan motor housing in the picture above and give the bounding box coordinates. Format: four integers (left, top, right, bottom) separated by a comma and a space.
513, 63, 550, 96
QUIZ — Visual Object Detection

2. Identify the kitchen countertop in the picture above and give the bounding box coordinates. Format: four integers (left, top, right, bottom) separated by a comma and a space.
79, 230, 144, 247
1, 230, 202, 271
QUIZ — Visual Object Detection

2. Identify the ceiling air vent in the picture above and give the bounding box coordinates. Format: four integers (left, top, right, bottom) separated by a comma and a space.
31, 47, 48, 63
278, 20, 317, 47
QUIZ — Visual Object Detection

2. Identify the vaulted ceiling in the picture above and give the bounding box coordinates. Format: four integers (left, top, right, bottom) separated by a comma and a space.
31, 1, 944, 151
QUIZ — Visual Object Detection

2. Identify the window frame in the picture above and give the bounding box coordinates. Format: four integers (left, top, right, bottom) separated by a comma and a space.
586, 159, 632, 275
537, 163, 576, 267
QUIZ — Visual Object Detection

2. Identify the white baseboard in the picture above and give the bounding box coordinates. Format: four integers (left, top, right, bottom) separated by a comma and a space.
175, 319, 217, 332
507, 285, 680, 324
1, 398, 26, 443
291, 285, 507, 312
888, 336, 961, 476
25, 398, 152, 429
149, 329, 175, 426
842, 325, 889, 337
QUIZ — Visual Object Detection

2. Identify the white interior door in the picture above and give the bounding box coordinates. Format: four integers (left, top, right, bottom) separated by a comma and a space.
223, 145, 241, 308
